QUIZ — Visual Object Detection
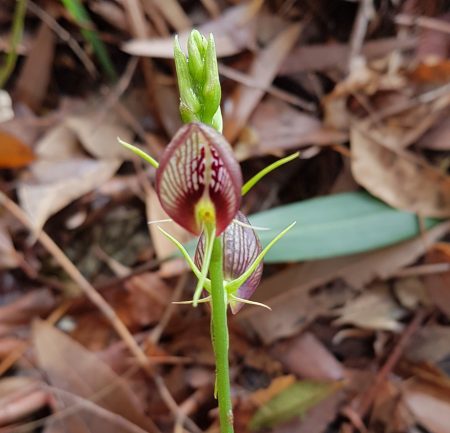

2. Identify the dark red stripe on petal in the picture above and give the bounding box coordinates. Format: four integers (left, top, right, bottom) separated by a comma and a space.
156, 123, 242, 235
195, 211, 263, 313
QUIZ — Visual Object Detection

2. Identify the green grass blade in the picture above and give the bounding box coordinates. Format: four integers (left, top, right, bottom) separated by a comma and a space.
0, 0, 27, 88
60, 0, 117, 81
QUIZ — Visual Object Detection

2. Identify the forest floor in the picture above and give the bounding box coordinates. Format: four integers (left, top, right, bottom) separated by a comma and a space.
1, 0, 450, 432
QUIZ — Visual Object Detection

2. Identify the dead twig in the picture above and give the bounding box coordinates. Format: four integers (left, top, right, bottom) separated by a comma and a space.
395, 13, 450, 35
344, 309, 426, 431
27, 0, 97, 78
394, 262, 450, 278
348, 0, 375, 71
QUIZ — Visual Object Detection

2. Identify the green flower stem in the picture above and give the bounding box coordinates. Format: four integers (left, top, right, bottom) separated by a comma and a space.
210, 236, 234, 433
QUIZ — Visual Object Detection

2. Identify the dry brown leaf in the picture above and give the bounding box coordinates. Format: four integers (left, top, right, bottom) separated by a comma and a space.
122, 272, 172, 327
405, 325, 450, 364
0, 379, 48, 426
90, 1, 129, 32
18, 158, 121, 230
418, 115, 450, 150
351, 123, 450, 217
33, 321, 157, 433
402, 381, 450, 433
234, 97, 347, 160
237, 222, 450, 343
394, 277, 431, 310
409, 13, 450, 84
370, 381, 412, 433
122, 3, 256, 58
36, 105, 133, 160
334, 283, 407, 332
0, 130, 35, 168
0, 90, 14, 122
15, 21, 55, 111
66, 111, 133, 159
0, 289, 56, 324
151, 0, 191, 31
43, 388, 153, 433
271, 332, 345, 381
323, 60, 406, 131
0, 376, 39, 399
36, 124, 81, 160
280, 37, 416, 75
423, 245, 450, 318
223, 24, 302, 143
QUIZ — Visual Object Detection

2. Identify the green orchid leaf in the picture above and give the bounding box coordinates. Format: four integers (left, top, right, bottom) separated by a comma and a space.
249, 191, 440, 262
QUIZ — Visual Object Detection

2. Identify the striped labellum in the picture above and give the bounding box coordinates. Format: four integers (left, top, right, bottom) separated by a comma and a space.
156, 122, 242, 236
195, 211, 263, 314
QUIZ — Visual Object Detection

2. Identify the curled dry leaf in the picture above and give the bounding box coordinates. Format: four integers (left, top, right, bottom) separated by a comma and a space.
65, 110, 133, 159
405, 325, 450, 365
33, 321, 157, 433
334, 283, 407, 332
351, 123, 450, 217
402, 381, 450, 433
223, 24, 302, 143
18, 158, 121, 231
234, 97, 347, 160
0, 379, 49, 426
0, 130, 35, 168
279, 37, 417, 75
271, 332, 344, 381
17, 103, 134, 229
122, 3, 256, 58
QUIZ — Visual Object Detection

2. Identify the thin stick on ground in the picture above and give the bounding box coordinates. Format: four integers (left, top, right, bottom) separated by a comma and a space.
0, 191, 201, 433
343, 309, 426, 432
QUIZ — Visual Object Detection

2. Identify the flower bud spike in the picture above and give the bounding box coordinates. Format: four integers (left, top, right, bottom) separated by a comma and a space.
202, 34, 221, 124
174, 36, 201, 116
187, 30, 206, 84
229, 294, 271, 311
241, 152, 300, 196
211, 109, 223, 133
225, 221, 297, 297
193, 222, 215, 306
118, 137, 159, 169
156, 225, 211, 291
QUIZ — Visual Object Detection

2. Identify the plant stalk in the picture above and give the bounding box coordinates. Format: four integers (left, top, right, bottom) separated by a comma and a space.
209, 236, 234, 433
